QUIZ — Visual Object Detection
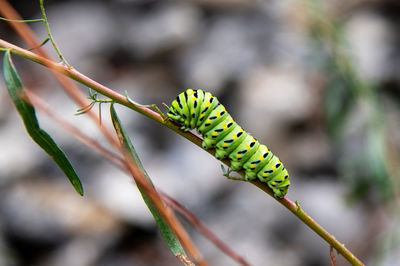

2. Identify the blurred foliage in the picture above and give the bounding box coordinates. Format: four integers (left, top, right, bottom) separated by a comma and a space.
305, 0, 396, 201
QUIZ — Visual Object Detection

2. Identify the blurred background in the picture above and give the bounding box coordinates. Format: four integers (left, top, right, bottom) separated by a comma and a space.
1, 0, 400, 265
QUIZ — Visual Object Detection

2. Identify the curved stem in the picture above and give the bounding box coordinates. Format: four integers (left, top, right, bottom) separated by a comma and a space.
0, 39, 364, 266
39, 0, 70, 67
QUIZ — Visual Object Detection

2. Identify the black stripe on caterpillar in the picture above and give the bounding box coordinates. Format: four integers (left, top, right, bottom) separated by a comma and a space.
167, 89, 290, 198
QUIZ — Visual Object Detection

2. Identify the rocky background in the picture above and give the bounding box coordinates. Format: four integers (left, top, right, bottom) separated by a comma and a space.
0, 0, 400, 265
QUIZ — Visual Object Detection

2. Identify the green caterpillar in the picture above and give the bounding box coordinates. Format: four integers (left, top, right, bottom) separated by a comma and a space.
167, 89, 290, 198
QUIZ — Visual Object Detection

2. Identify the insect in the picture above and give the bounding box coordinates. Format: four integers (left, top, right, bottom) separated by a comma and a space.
167, 89, 290, 198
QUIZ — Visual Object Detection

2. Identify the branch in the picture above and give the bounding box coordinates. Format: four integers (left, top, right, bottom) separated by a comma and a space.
0, 39, 364, 266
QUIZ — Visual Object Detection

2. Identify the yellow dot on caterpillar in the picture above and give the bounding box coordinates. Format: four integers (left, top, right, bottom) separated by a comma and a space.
250, 163, 255, 168
259, 156, 264, 160
246, 145, 250, 150
237, 154, 242, 159
223, 124, 228, 130
271, 182, 277, 186
216, 113, 221, 118
272, 166, 277, 170
263, 173, 269, 177
206, 102, 211, 107
233, 135, 238, 140
192, 97, 197, 101
190, 109, 195, 115
212, 132, 218, 136
206, 119, 212, 124
222, 143, 229, 148
200, 114, 205, 118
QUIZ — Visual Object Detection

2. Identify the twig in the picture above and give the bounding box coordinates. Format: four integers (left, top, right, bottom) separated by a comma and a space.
161, 191, 251, 266
330, 245, 337, 266
0, 17, 43, 22
39, 0, 70, 67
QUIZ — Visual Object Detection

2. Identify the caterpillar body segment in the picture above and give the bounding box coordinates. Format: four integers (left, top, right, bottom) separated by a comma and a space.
167, 89, 290, 198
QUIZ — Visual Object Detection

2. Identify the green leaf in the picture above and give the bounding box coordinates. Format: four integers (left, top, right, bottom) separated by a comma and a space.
3, 50, 83, 196
110, 104, 186, 257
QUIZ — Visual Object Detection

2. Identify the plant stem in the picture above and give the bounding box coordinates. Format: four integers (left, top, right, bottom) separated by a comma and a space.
0, 39, 365, 266
0, 17, 44, 22
39, 0, 70, 67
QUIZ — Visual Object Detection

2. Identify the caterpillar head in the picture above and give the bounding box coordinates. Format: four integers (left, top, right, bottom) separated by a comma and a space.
167, 103, 192, 131
168, 106, 184, 122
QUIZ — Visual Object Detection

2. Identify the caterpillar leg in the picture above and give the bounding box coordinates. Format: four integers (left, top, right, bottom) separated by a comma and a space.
221, 165, 246, 181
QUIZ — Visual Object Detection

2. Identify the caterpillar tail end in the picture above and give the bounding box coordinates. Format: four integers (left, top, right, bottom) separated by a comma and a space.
270, 180, 290, 199
271, 186, 289, 199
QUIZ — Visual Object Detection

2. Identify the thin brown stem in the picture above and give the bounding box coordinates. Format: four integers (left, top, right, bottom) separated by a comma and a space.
330, 245, 337, 266
161, 192, 251, 266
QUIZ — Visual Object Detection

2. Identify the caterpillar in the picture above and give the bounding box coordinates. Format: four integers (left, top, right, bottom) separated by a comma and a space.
167, 89, 290, 198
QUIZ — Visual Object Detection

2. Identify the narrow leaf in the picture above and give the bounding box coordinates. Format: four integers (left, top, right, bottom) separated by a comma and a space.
3, 50, 83, 196
110, 104, 186, 257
